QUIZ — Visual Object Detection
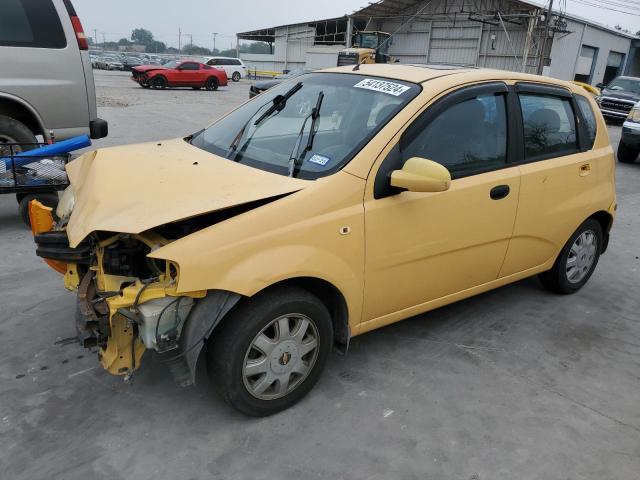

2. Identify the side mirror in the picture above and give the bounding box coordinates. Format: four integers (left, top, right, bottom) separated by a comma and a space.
596, 82, 605, 89
390, 157, 451, 193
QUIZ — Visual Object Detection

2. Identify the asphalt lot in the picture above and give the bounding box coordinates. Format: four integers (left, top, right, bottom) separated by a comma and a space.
1, 70, 639, 480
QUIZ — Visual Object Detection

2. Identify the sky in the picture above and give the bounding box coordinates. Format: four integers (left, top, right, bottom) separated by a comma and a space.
72, 0, 640, 49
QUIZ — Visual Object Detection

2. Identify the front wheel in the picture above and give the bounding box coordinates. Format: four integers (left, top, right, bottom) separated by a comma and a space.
539, 219, 603, 294
208, 287, 332, 416
151, 76, 167, 89
617, 141, 638, 163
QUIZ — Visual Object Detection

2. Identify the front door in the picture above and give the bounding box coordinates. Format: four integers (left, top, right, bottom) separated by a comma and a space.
363, 83, 520, 322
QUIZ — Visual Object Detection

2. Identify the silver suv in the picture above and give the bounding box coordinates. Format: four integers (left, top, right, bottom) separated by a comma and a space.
0, 0, 108, 148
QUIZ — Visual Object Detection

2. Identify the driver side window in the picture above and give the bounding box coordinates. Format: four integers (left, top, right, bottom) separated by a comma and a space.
402, 93, 508, 179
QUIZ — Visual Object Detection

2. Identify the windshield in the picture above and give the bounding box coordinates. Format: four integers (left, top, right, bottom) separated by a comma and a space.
163, 60, 178, 68
606, 77, 640, 94
190, 73, 420, 179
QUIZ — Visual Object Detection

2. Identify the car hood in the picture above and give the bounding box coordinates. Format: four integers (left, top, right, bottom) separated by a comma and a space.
601, 89, 640, 102
65, 139, 308, 248
132, 65, 167, 73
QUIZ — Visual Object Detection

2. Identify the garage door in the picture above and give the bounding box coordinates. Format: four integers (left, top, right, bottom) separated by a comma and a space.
428, 23, 482, 66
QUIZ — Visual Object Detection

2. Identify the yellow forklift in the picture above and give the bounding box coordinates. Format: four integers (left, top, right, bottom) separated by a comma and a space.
337, 31, 395, 67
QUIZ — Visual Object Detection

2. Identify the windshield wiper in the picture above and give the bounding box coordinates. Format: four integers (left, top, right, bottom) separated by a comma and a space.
287, 91, 324, 177
226, 82, 303, 161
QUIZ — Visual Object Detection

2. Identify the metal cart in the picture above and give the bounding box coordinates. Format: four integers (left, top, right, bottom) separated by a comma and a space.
0, 142, 71, 226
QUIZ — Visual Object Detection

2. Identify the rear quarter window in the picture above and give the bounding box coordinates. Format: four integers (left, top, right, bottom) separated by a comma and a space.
575, 95, 597, 148
0, 0, 67, 49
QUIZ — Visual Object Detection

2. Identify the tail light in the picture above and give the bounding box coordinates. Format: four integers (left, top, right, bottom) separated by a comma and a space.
63, 0, 88, 50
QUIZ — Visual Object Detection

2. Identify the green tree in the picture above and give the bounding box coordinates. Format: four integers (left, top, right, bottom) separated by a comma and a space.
117, 37, 132, 46
181, 44, 212, 55
145, 40, 166, 53
131, 28, 154, 46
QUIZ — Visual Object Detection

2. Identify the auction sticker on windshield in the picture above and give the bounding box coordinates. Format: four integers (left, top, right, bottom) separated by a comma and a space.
353, 78, 411, 96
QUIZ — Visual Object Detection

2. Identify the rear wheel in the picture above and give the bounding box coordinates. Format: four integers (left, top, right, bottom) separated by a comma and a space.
151, 76, 167, 89
205, 77, 219, 91
0, 115, 37, 156
232, 71, 241, 82
18, 193, 59, 227
208, 287, 332, 416
539, 219, 603, 294
617, 141, 638, 163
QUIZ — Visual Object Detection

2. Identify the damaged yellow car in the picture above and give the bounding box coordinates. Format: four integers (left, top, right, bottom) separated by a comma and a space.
30, 65, 616, 416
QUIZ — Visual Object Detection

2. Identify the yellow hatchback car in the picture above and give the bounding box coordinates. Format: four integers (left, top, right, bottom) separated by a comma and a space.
31, 64, 616, 416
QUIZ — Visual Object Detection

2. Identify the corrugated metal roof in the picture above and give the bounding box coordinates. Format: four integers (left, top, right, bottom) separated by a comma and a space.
352, 0, 636, 39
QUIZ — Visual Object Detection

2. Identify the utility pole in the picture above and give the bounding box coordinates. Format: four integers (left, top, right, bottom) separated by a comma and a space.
212, 32, 218, 54
236, 35, 240, 59
94, 28, 97, 48
178, 27, 181, 53
189, 34, 193, 47
537, 0, 554, 75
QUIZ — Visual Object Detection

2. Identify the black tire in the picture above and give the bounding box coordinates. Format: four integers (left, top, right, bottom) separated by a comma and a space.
0, 114, 38, 155
151, 76, 167, 89
18, 193, 59, 227
538, 218, 603, 294
232, 71, 241, 82
141, 83, 150, 89
617, 141, 638, 164
208, 286, 333, 416
205, 77, 219, 91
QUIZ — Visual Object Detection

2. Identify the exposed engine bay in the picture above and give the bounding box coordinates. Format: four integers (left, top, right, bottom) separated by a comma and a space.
28, 202, 260, 380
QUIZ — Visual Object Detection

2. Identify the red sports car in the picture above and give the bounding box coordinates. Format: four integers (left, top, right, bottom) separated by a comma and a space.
131, 60, 228, 91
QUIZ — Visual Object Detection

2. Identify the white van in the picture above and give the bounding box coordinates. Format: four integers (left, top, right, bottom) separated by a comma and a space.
202, 57, 246, 82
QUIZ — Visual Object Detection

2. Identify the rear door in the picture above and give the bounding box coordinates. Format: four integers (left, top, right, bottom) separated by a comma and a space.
499, 83, 597, 276
0, 0, 92, 140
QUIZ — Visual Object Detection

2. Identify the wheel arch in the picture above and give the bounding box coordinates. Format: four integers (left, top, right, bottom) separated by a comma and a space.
244, 277, 351, 352
0, 94, 47, 139
588, 210, 614, 253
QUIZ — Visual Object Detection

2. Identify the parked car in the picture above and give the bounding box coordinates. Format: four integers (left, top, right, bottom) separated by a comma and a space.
249, 68, 313, 98
618, 101, 640, 163
122, 55, 144, 71
595, 76, 640, 121
131, 60, 228, 90
96, 56, 124, 70
30, 65, 615, 417
203, 56, 246, 82
0, 0, 107, 216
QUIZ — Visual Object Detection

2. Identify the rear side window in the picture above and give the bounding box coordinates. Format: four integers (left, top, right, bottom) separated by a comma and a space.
575, 95, 597, 148
180, 62, 200, 70
519, 94, 578, 160
230, 59, 242, 65
402, 93, 508, 178
0, 0, 66, 49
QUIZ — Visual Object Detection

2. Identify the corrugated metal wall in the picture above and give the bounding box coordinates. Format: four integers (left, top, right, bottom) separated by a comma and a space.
371, 0, 540, 72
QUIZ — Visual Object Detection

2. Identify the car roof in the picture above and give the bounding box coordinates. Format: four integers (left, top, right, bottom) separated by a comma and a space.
322, 64, 580, 92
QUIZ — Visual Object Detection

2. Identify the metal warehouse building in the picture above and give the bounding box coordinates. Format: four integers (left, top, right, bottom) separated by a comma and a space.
237, 0, 637, 85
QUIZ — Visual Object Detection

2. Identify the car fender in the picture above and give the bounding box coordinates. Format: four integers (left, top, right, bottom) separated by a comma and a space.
148, 171, 366, 334
0, 92, 48, 140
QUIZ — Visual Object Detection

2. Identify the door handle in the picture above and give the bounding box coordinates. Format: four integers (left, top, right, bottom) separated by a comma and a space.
490, 185, 510, 200
580, 163, 592, 177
